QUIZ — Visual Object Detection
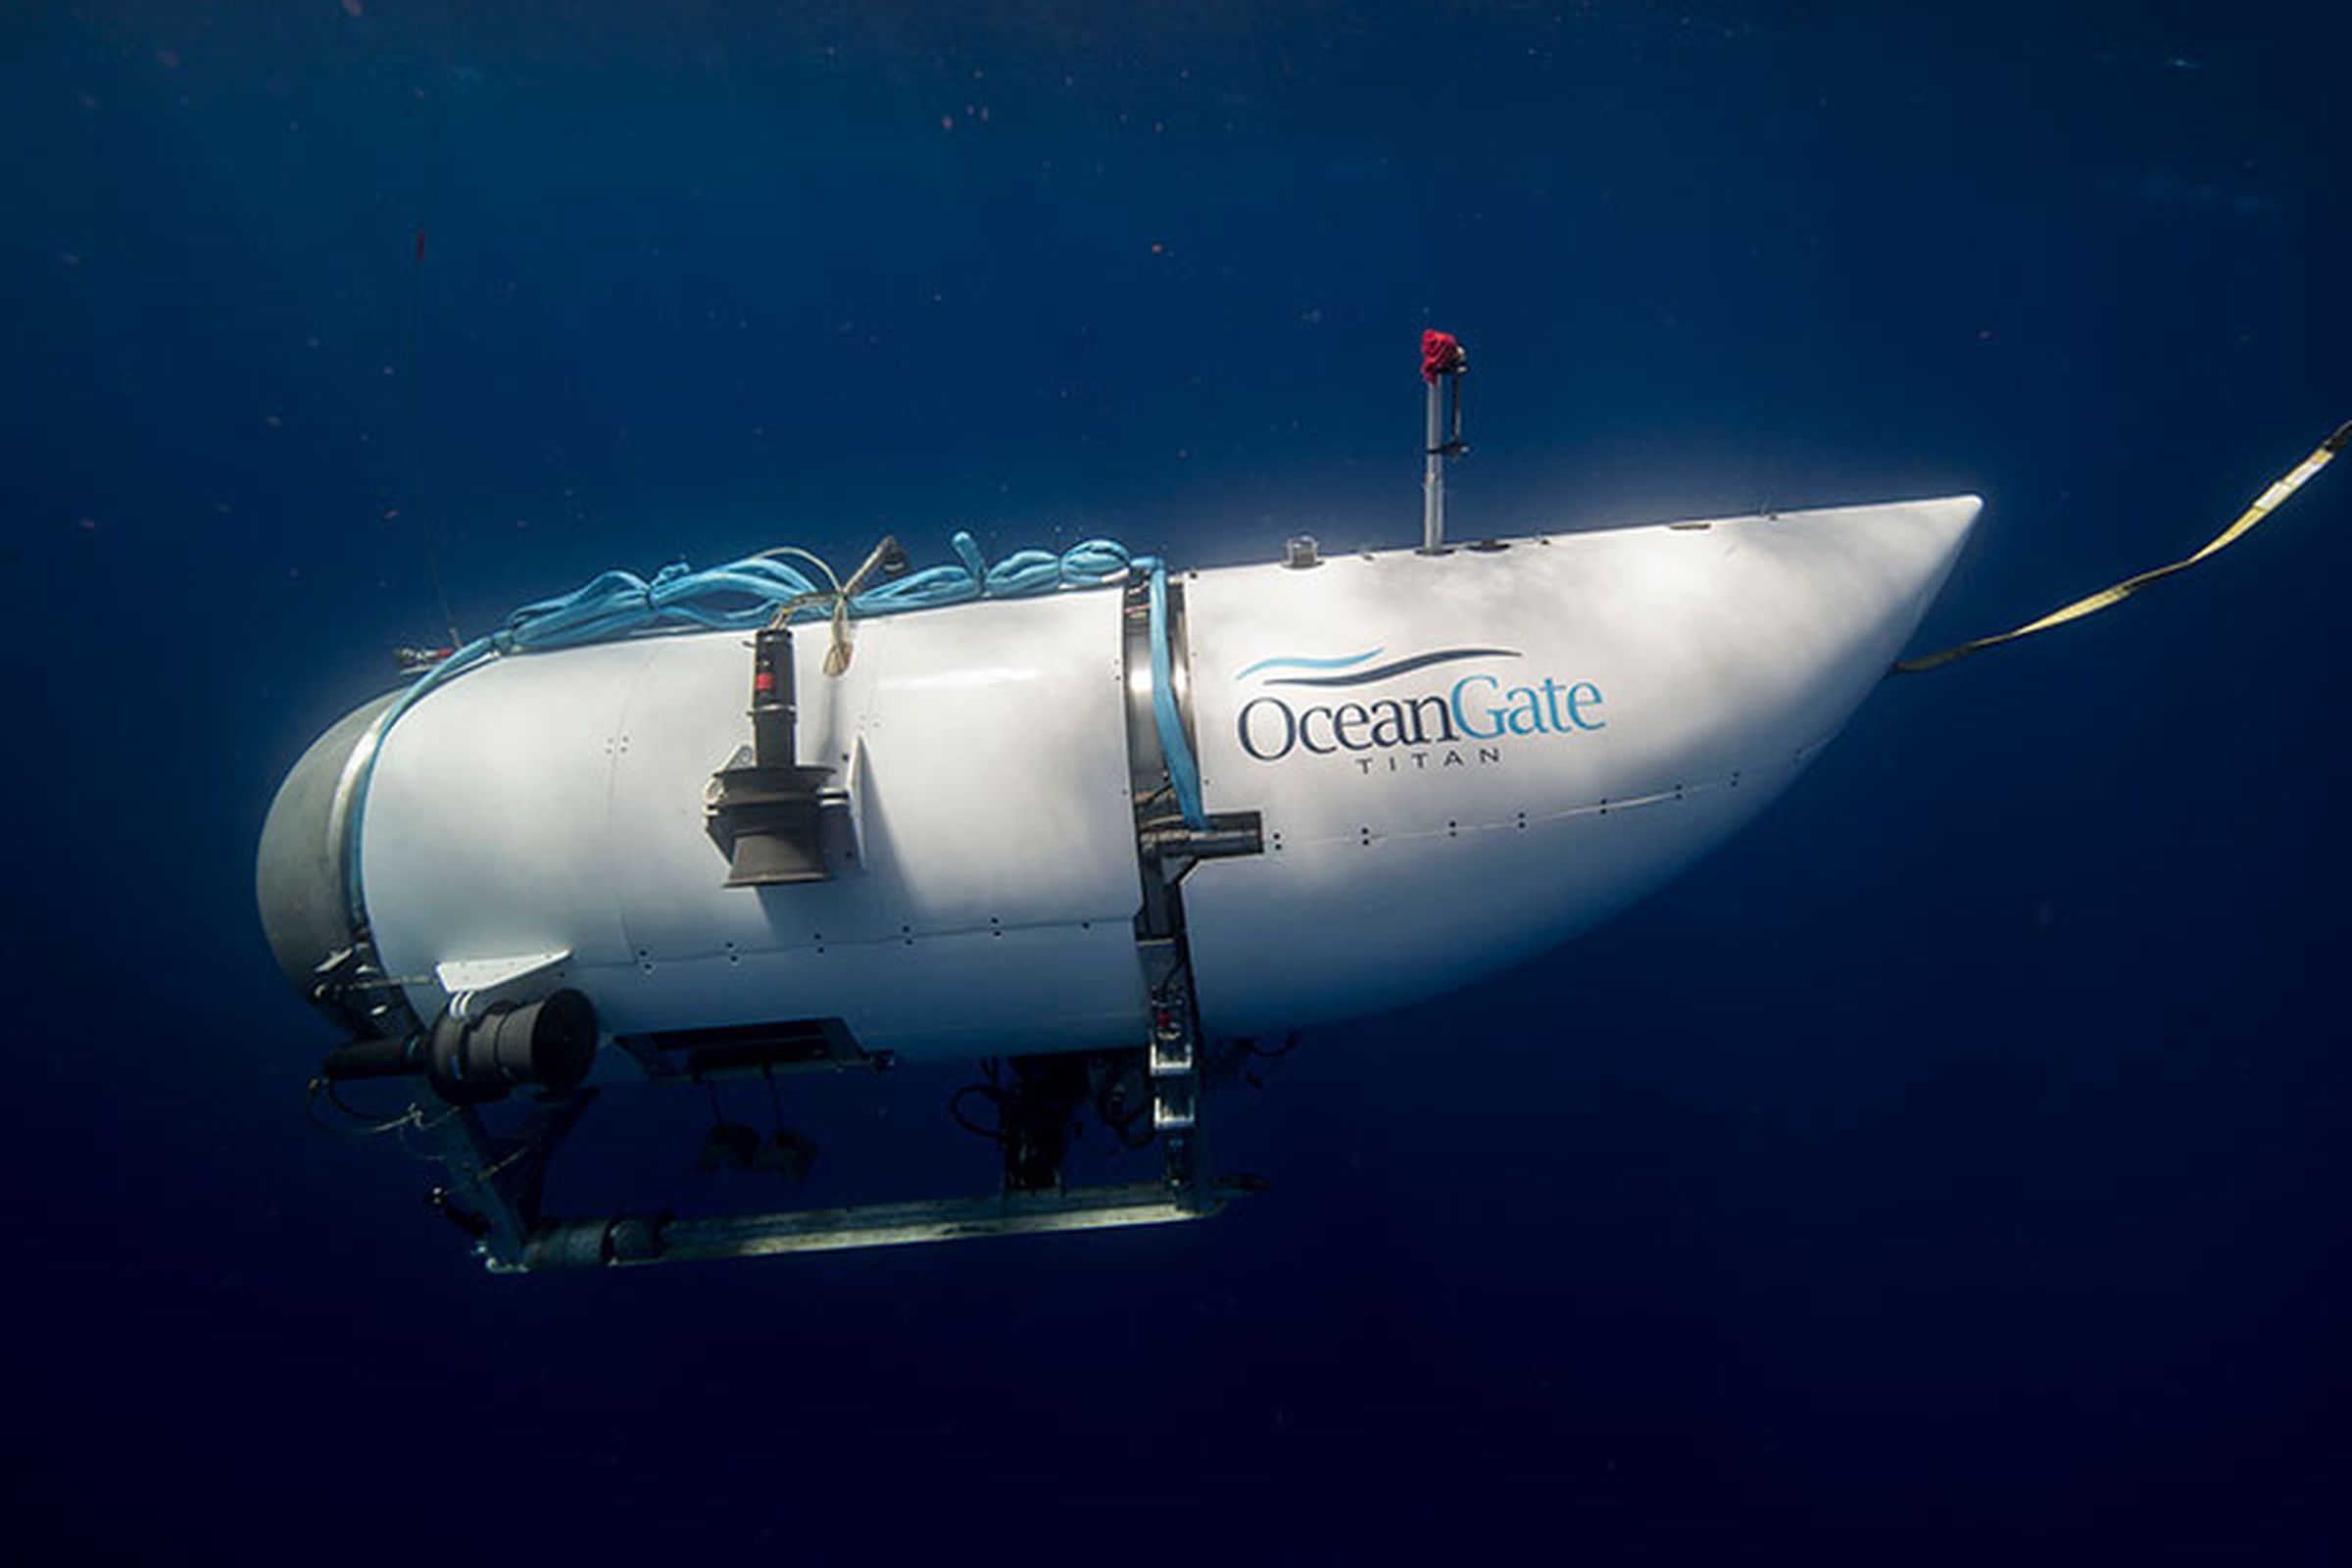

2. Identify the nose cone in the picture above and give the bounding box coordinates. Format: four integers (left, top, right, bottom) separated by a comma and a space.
1173, 494, 1987, 1035
1456, 492, 1987, 797
1864, 492, 1982, 631
1887, 492, 1984, 552
1743, 492, 1984, 714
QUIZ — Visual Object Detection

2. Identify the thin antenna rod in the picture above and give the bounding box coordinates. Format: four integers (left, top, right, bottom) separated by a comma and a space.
1419, 330, 1467, 555
1423, 375, 1446, 552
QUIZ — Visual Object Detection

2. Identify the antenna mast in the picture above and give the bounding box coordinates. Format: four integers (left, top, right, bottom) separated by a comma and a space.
1420, 329, 1468, 554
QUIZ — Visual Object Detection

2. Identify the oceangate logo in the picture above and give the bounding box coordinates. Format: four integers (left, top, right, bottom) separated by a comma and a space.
1233, 646, 1605, 771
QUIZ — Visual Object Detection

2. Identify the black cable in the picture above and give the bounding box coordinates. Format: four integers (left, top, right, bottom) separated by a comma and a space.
948, 1083, 1005, 1141
303, 1077, 416, 1141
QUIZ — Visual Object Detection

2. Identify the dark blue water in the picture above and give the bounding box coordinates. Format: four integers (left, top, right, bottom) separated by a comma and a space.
8, 3, 2348, 1559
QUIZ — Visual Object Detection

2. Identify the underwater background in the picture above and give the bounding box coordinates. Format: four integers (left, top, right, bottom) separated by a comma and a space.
6, 2, 2348, 1559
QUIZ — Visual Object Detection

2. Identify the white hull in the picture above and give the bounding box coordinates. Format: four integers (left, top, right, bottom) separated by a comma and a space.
276, 496, 1979, 1066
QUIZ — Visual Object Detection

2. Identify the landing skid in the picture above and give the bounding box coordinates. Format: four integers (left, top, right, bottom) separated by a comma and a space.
403, 1042, 1253, 1273
514, 1174, 1252, 1271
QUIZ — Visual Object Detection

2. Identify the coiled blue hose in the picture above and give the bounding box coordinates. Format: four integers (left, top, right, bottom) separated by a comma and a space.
343, 532, 1208, 918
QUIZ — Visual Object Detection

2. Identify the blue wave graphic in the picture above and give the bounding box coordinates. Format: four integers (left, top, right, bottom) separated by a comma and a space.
1266, 647, 1521, 688
1235, 648, 1383, 680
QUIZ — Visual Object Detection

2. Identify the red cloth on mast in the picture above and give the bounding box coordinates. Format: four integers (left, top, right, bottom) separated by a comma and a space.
1421, 329, 1464, 383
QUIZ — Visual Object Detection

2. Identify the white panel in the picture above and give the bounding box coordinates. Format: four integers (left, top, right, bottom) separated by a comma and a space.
362, 636, 654, 985
359, 587, 1148, 1062
605, 624, 890, 960
851, 593, 1138, 931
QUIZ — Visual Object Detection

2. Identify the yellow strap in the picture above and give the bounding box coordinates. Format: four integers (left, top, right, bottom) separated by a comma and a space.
1890, 418, 2350, 676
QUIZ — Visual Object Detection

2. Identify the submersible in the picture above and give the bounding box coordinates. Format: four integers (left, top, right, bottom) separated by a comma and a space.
258, 334, 1979, 1270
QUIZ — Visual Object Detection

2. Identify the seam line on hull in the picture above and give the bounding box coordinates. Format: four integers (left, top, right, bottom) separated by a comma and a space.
1254, 729, 1843, 851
